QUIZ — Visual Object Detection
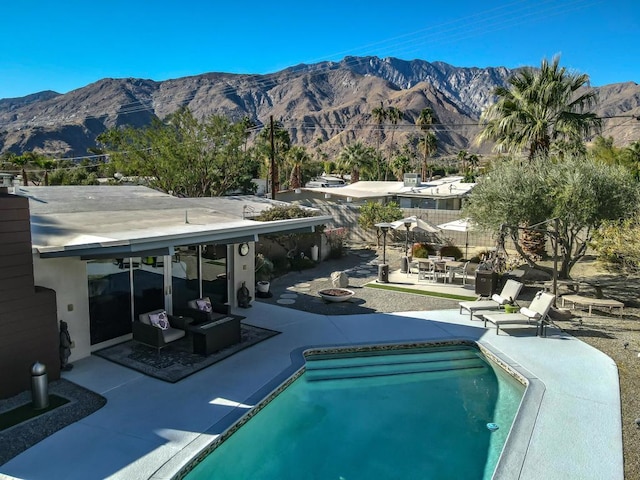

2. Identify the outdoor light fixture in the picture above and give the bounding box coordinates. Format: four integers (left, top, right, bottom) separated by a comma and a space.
404, 221, 412, 257
374, 222, 393, 283
375, 222, 393, 265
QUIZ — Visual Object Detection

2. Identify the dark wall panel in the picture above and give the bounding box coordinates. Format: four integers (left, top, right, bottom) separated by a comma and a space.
0, 194, 59, 398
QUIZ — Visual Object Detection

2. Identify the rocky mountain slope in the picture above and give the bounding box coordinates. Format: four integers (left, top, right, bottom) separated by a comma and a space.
0, 56, 637, 158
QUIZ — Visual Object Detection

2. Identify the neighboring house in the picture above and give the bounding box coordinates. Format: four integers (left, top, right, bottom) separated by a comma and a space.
0, 183, 329, 397
281, 175, 475, 211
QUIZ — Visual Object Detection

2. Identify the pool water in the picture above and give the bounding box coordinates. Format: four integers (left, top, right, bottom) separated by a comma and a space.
183, 345, 525, 480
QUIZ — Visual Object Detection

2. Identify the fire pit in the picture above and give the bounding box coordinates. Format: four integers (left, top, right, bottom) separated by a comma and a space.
318, 288, 355, 303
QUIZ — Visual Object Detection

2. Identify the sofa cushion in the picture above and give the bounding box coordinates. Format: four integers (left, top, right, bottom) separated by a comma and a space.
149, 311, 169, 330
195, 297, 213, 312
161, 327, 186, 343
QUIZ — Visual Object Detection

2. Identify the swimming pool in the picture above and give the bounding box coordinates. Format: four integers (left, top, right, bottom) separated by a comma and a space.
180, 343, 525, 480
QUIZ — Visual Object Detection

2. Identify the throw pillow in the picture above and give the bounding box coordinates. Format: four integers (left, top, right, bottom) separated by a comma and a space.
519, 307, 540, 319
196, 298, 212, 312
492, 294, 506, 304
149, 311, 169, 330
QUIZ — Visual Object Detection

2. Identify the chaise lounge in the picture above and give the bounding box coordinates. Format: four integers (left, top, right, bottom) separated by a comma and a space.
482, 291, 555, 335
458, 279, 524, 320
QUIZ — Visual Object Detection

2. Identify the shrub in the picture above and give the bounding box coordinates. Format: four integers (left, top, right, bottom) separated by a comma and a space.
289, 256, 316, 271
325, 227, 348, 259
439, 245, 463, 259
411, 243, 435, 258
255, 254, 274, 282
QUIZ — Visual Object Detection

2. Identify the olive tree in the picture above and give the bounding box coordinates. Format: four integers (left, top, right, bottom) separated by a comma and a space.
463, 156, 639, 278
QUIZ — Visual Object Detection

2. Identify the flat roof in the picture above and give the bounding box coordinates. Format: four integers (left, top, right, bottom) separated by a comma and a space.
301, 176, 476, 200
17, 185, 331, 258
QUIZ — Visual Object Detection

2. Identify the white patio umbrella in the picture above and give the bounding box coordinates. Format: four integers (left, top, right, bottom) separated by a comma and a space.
437, 218, 476, 259
390, 216, 439, 233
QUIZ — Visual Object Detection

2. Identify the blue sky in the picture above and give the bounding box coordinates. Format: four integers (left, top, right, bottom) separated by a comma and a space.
1, 0, 638, 99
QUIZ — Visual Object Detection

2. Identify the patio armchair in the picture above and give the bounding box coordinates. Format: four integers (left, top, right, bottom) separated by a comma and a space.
482, 291, 555, 335
458, 279, 523, 320
132, 309, 193, 352
446, 261, 470, 285
173, 296, 231, 325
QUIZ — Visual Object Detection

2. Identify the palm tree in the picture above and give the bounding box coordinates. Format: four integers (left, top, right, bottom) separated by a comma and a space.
240, 116, 257, 153
477, 55, 601, 161
337, 143, 374, 183
457, 150, 468, 174
11, 154, 30, 186
257, 120, 291, 194
416, 108, 439, 180
386, 106, 403, 148
371, 102, 388, 154
286, 146, 309, 189
417, 131, 437, 180
468, 154, 480, 172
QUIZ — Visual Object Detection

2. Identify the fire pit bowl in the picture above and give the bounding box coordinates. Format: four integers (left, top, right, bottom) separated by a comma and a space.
318, 288, 355, 303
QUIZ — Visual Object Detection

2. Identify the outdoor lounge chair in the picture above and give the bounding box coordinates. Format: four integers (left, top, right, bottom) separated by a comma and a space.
458, 279, 524, 320
173, 296, 231, 325
132, 309, 193, 352
482, 291, 555, 335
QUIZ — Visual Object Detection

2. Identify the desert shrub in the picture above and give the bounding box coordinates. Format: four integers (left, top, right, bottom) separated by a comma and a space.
325, 227, 347, 259
439, 245, 463, 259
411, 243, 436, 258
289, 256, 316, 271
591, 214, 640, 274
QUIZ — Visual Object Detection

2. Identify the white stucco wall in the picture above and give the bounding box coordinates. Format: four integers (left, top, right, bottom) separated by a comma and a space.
32, 255, 91, 362
228, 242, 255, 309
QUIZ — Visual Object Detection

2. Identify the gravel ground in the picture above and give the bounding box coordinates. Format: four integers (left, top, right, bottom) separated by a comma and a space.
255, 245, 462, 315
0, 379, 106, 466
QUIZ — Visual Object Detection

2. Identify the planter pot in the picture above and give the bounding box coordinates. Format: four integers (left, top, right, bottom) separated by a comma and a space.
318, 288, 355, 303
504, 304, 519, 314
256, 281, 270, 294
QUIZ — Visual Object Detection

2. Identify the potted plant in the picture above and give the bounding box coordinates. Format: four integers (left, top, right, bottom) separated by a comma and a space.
503, 298, 519, 313
255, 254, 274, 294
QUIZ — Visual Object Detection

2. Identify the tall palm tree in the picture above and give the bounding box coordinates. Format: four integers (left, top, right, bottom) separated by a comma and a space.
286, 146, 309, 189
477, 55, 601, 161
386, 106, 403, 148
385, 106, 403, 180
371, 102, 388, 154
416, 108, 438, 180
417, 131, 437, 180
457, 150, 468, 174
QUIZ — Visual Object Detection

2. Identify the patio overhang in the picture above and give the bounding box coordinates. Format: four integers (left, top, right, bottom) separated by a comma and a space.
35, 216, 330, 259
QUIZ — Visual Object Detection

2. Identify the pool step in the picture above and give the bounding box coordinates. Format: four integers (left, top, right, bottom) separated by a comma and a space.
305, 348, 487, 383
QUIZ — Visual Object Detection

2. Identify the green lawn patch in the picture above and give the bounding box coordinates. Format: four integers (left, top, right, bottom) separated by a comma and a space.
0, 394, 69, 431
365, 283, 476, 301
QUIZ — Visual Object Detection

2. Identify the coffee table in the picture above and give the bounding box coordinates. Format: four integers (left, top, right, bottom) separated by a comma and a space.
189, 315, 242, 355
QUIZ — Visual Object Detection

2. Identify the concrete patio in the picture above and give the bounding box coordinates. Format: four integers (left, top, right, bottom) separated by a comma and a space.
0, 297, 623, 480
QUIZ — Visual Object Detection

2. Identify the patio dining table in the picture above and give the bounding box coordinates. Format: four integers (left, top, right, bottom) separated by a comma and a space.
410, 258, 463, 283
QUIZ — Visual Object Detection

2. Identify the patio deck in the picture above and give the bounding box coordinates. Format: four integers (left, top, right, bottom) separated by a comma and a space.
0, 300, 622, 479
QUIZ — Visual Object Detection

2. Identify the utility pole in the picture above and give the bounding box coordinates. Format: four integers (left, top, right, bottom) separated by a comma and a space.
270, 115, 276, 200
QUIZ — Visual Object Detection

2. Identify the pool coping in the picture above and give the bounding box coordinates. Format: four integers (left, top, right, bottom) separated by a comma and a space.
156, 338, 545, 480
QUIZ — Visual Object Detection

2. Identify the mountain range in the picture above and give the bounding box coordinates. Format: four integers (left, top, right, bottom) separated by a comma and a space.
0, 56, 638, 159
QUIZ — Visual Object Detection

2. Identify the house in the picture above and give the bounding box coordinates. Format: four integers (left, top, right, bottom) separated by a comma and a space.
282, 175, 475, 210
0, 183, 330, 398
